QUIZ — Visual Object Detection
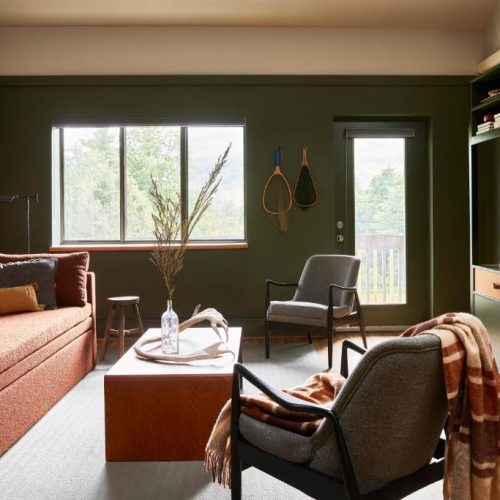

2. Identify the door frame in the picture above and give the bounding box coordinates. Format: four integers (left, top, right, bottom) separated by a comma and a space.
332, 119, 430, 326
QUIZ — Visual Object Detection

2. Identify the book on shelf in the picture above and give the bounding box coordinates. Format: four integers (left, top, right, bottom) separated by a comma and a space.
477, 123, 495, 134
478, 120, 495, 127
477, 123, 495, 131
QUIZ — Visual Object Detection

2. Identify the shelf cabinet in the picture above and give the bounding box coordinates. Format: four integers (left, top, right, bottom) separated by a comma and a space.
471, 65, 500, 138
470, 66, 500, 354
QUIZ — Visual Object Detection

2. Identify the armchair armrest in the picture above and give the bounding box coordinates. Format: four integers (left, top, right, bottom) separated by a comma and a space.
266, 280, 299, 288
329, 283, 357, 291
265, 280, 299, 310
328, 284, 363, 317
340, 340, 367, 378
234, 363, 332, 418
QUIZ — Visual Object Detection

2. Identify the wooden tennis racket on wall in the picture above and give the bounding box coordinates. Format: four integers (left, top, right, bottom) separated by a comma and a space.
262, 147, 292, 232
293, 146, 318, 209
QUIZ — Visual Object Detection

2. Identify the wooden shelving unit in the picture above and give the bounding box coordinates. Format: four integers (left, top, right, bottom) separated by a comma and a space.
470, 64, 500, 359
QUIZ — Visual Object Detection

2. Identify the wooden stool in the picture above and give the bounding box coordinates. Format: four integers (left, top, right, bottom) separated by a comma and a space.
100, 296, 144, 360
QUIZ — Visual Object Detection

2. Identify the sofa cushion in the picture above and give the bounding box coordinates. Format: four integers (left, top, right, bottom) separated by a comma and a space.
0, 315, 93, 392
0, 253, 89, 307
267, 300, 351, 327
0, 283, 43, 315
0, 259, 57, 310
0, 304, 92, 374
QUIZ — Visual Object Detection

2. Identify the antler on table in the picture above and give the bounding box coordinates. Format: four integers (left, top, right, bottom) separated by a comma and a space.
134, 306, 232, 364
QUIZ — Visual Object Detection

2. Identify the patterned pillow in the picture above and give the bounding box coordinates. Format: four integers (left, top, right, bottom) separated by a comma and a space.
0, 282, 43, 315
0, 259, 58, 310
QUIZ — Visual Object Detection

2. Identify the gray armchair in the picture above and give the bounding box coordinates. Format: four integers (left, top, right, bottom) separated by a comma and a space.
231, 334, 448, 499
266, 255, 367, 369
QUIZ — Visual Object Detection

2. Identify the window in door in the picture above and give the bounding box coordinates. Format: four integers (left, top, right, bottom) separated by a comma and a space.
353, 138, 406, 304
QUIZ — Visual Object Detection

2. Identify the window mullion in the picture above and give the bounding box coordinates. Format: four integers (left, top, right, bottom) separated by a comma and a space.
180, 127, 188, 238
120, 127, 126, 243
59, 128, 65, 243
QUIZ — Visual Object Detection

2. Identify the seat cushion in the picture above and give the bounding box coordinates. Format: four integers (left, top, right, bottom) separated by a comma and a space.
0, 304, 92, 374
267, 300, 351, 327
239, 413, 331, 464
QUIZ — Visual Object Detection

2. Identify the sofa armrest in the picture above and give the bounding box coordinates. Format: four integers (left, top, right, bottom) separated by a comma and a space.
86, 272, 96, 314
86, 272, 97, 365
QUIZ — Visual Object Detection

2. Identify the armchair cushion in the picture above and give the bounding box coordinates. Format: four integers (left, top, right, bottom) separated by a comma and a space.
267, 300, 351, 327
239, 413, 331, 464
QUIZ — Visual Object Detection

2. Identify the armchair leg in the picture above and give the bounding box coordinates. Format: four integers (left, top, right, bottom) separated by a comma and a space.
265, 319, 270, 359
231, 458, 242, 499
355, 291, 368, 349
306, 332, 312, 344
327, 326, 334, 370
358, 311, 368, 350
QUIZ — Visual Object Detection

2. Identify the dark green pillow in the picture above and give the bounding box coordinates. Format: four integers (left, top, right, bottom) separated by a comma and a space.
0, 259, 58, 310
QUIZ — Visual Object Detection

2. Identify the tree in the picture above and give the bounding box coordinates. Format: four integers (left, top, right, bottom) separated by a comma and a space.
356, 166, 404, 235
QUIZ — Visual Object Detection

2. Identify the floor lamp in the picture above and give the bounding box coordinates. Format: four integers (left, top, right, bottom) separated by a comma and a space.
0, 194, 39, 252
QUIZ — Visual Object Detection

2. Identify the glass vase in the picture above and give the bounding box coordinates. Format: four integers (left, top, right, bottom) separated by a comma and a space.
161, 299, 179, 354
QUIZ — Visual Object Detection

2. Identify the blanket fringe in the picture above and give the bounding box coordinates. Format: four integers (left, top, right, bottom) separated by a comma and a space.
204, 448, 231, 488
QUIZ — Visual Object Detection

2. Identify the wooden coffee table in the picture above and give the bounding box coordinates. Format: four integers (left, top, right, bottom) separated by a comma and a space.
104, 327, 242, 461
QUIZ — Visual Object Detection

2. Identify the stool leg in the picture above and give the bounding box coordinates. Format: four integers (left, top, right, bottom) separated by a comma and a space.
118, 307, 126, 358
100, 303, 116, 361
132, 303, 144, 335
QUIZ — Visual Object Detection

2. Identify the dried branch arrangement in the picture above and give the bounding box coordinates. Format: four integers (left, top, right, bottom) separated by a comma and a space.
149, 145, 230, 300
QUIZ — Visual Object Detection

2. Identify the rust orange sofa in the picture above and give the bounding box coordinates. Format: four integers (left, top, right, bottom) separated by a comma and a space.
0, 265, 96, 456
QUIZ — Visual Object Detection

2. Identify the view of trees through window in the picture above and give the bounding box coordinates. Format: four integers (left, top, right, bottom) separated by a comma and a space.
63, 127, 121, 241
354, 138, 406, 304
59, 125, 245, 243
125, 126, 181, 240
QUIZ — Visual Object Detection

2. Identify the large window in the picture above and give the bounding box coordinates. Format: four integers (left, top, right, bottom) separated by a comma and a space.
52, 124, 245, 244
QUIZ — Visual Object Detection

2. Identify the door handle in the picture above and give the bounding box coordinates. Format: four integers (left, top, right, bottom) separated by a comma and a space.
336, 235, 344, 243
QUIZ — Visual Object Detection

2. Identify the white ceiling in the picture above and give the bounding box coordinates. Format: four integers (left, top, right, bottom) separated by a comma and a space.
0, 0, 495, 29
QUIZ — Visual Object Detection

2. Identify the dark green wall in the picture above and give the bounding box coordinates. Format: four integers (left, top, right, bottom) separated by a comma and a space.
0, 76, 471, 332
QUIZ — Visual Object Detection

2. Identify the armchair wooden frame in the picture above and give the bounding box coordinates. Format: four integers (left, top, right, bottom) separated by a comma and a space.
265, 280, 368, 369
231, 341, 446, 499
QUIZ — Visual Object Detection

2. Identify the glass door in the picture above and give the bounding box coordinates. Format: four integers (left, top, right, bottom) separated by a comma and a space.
333, 121, 429, 325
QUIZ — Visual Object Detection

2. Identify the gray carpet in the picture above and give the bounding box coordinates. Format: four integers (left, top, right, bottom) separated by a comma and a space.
0, 342, 320, 500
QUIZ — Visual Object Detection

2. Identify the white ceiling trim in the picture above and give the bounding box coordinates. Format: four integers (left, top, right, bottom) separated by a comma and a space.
0, 27, 483, 76
0, 0, 495, 30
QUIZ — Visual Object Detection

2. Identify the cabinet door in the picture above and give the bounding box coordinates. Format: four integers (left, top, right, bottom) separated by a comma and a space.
474, 294, 500, 361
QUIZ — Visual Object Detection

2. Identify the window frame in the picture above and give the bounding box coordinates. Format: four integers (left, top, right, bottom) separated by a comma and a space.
52, 121, 246, 247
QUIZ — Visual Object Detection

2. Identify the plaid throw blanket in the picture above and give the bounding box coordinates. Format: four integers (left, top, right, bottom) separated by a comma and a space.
402, 312, 500, 500
204, 371, 346, 487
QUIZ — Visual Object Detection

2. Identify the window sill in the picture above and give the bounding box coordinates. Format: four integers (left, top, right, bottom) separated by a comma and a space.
49, 242, 248, 252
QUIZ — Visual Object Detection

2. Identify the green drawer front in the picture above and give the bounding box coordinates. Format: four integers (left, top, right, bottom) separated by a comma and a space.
474, 294, 500, 361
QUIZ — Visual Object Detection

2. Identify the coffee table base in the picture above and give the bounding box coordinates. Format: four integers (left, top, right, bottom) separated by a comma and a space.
105, 373, 231, 461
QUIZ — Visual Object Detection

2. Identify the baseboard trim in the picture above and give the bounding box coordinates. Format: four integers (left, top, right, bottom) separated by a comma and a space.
95, 318, 407, 337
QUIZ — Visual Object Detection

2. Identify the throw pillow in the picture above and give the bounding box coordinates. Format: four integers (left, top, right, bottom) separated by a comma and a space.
0, 259, 58, 309
0, 252, 89, 307
0, 282, 43, 315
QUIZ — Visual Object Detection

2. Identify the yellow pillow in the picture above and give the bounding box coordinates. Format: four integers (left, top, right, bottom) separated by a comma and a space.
0, 282, 44, 315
